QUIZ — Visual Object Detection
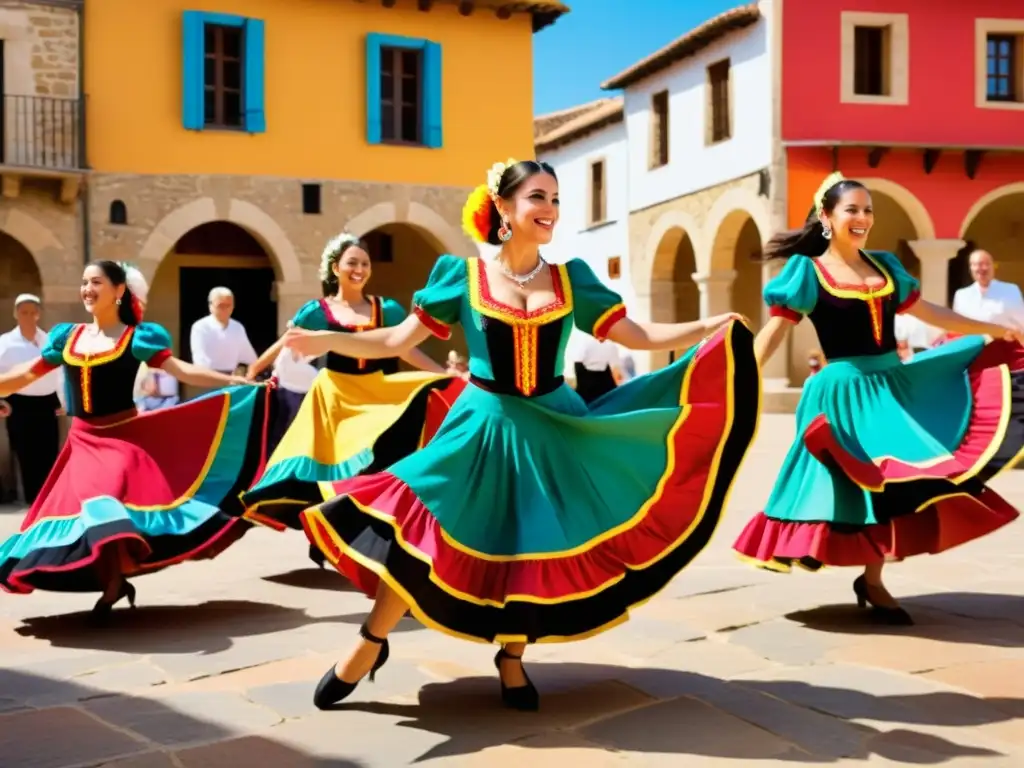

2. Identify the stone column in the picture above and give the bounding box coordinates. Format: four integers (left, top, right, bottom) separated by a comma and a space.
908, 239, 965, 306
691, 269, 736, 318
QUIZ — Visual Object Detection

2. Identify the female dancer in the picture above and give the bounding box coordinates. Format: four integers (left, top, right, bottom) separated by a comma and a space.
733, 173, 1024, 624
240, 233, 464, 563
0, 261, 272, 616
284, 159, 761, 710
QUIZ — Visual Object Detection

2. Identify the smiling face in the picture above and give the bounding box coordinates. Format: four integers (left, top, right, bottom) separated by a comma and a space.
80, 265, 124, 317
968, 250, 994, 287
823, 186, 873, 249
496, 171, 559, 246
333, 245, 372, 292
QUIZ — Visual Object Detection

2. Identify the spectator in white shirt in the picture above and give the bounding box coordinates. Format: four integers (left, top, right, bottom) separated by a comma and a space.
564, 330, 622, 403
188, 287, 258, 395
952, 249, 1024, 326
0, 294, 66, 504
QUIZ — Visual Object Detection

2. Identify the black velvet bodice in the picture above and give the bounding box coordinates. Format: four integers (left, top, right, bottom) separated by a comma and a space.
61, 326, 145, 418
471, 314, 567, 396
320, 297, 400, 376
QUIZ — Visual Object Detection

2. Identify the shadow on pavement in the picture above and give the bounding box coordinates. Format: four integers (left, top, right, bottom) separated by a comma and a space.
0, 669, 362, 767
263, 567, 362, 592
328, 662, 1016, 763
13, 598, 420, 654
785, 592, 1024, 646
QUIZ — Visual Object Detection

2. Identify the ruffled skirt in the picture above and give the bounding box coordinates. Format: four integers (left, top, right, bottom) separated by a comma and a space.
302, 322, 760, 644
241, 369, 465, 530
0, 384, 273, 593
734, 337, 1024, 571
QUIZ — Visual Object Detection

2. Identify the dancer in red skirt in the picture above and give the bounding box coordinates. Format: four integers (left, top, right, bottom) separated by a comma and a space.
0, 261, 273, 619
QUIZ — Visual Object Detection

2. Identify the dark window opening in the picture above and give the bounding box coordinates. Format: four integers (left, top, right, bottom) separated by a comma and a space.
302, 183, 321, 214
589, 161, 605, 224
204, 24, 244, 128
109, 199, 128, 225
380, 47, 422, 144
708, 59, 731, 142
853, 26, 887, 96
650, 90, 669, 168
987, 34, 1019, 102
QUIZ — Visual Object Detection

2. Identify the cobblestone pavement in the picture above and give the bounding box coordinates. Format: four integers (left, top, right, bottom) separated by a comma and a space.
1, 414, 1022, 767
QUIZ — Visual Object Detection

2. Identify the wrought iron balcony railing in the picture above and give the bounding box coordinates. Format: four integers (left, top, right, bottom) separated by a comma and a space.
0, 94, 85, 171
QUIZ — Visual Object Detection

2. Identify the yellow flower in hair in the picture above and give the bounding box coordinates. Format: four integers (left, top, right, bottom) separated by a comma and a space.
486, 157, 518, 196
813, 171, 845, 216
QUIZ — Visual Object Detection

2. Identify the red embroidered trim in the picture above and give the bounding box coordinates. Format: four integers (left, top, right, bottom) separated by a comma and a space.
896, 289, 921, 315
148, 348, 173, 368
770, 305, 802, 324
593, 305, 627, 341
414, 305, 451, 340
475, 263, 566, 319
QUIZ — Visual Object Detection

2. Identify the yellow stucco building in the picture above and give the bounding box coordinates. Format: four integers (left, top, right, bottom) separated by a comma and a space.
0, 0, 566, 496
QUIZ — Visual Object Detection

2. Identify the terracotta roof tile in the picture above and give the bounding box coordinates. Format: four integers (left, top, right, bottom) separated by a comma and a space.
601, 3, 760, 90
534, 97, 623, 152
407, 0, 570, 33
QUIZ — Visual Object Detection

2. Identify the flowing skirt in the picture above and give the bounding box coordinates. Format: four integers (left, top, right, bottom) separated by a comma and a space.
302, 322, 760, 644
734, 337, 1024, 571
0, 384, 273, 593
241, 369, 465, 531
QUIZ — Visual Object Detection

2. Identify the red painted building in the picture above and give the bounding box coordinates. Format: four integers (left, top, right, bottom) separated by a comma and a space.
779, 0, 1024, 305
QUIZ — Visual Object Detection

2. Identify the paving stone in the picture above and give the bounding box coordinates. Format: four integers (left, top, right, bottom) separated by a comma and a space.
645, 637, 779, 678
578, 695, 798, 760
866, 727, 1005, 762
442, 731, 631, 767
97, 753, 178, 768
825, 632, 1016, 674
75, 660, 169, 695
85, 691, 281, 747
921, 660, 1024, 717
0, 706, 148, 768
175, 735, 357, 767
725, 617, 847, 665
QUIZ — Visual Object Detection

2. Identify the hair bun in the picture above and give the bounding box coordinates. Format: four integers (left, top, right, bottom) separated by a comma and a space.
461, 184, 493, 243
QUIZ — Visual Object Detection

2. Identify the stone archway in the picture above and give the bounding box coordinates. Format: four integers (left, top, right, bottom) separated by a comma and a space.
345, 201, 477, 260
706, 207, 765, 325
862, 188, 921, 277
137, 197, 303, 284
360, 221, 461, 365
957, 183, 1024, 291
647, 219, 700, 370
859, 178, 936, 242
0, 231, 43, 320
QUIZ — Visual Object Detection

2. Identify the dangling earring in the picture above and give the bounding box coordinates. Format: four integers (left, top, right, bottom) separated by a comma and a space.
115, 298, 122, 305
822, 224, 832, 240
497, 217, 512, 242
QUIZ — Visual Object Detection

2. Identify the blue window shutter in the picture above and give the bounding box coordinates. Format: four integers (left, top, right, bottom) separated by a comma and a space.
182, 11, 205, 130
366, 34, 382, 144
243, 18, 266, 133
423, 41, 442, 148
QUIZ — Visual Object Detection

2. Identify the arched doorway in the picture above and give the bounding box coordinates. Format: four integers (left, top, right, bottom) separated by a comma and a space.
708, 210, 763, 324
956, 189, 1024, 298
864, 190, 920, 278
148, 222, 278, 361
0, 232, 42, 320
361, 222, 456, 366
650, 226, 698, 369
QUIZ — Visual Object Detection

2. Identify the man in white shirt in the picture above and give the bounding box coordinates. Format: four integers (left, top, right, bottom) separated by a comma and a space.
0, 294, 65, 504
188, 287, 257, 395
564, 330, 622, 403
952, 249, 1024, 326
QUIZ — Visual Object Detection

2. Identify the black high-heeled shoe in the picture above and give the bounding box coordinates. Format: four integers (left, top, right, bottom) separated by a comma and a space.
313, 622, 390, 710
494, 647, 539, 711
90, 580, 137, 620
853, 575, 913, 625
308, 544, 326, 569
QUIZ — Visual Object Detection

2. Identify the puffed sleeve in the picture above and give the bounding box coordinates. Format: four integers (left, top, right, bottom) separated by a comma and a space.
412, 255, 467, 340
380, 297, 408, 328
869, 250, 921, 314
131, 322, 174, 368
290, 299, 330, 331
764, 256, 819, 323
30, 323, 74, 375
566, 258, 626, 340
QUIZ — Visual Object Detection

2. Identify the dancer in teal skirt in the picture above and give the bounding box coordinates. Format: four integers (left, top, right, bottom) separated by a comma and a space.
734, 172, 1024, 624
283, 159, 761, 711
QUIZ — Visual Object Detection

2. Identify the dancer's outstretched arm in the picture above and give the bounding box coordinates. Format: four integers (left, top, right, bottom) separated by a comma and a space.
283, 315, 433, 360
606, 313, 746, 352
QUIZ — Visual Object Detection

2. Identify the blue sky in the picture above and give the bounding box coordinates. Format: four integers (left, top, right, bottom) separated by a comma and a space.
532, 0, 738, 114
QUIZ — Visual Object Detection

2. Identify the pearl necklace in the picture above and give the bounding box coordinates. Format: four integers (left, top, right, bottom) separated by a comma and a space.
498, 257, 546, 287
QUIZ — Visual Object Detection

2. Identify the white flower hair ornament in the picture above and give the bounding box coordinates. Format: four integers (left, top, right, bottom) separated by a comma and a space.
319, 232, 362, 282
486, 157, 518, 197
119, 262, 149, 303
